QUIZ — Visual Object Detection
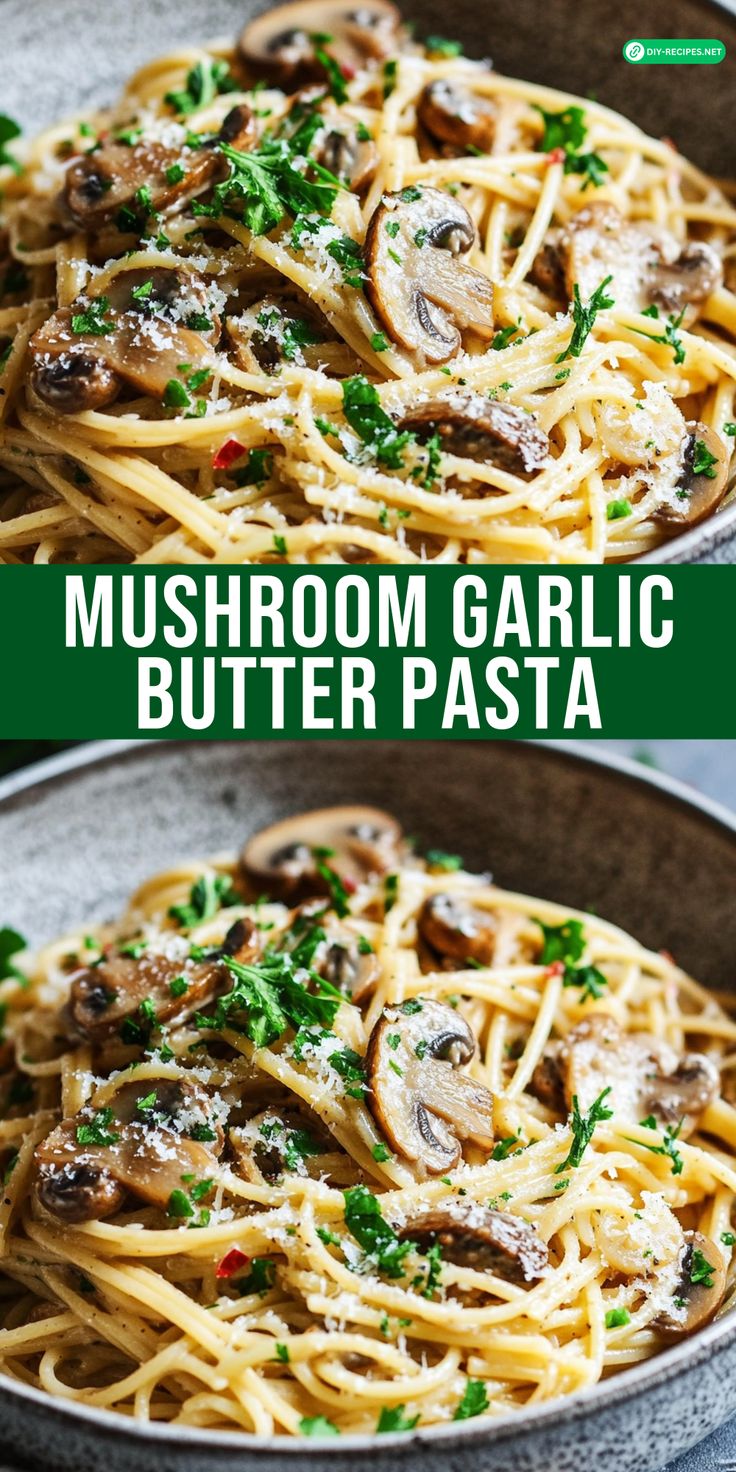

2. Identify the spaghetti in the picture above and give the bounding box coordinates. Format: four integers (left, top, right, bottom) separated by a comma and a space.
0, 802, 734, 1437
1, 2, 736, 564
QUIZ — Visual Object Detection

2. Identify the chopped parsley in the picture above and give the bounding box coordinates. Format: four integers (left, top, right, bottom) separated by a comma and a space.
275, 1342, 289, 1363
300, 1416, 340, 1437
343, 1185, 414, 1277
169, 976, 189, 999
311, 38, 349, 104
234, 449, 274, 487
692, 438, 719, 479
384, 873, 399, 912
71, 296, 115, 336
628, 1116, 684, 1176
376, 1404, 420, 1432
238, 1256, 276, 1295
76, 1107, 119, 1147
535, 917, 607, 1000
534, 105, 608, 189
0, 116, 22, 175
195, 948, 341, 1049
425, 848, 462, 871
556, 277, 615, 361
312, 846, 351, 917
555, 1088, 613, 1173
721, 1231, 736, 1247
425, 35, 463, 56
0, 927, 26, 983
372, 1142, 392, 1162
453, 1379, 489, 1421
169, 872, 239, 927
689, 1248, 715, 1288
605, 1307, 631, 1328
193, 129, 340, 238
607, 498, 632, 521
370, 331, 390, 352
633, 303, 686, 366
168, 1188, 195, 1220
341, 376, 413, 468
165, 58, 237, 117
492, 1135, 522, 1161
166, 163, 186, 185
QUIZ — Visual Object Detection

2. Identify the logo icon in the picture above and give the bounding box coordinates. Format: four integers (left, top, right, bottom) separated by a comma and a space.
624, 39, 645, 61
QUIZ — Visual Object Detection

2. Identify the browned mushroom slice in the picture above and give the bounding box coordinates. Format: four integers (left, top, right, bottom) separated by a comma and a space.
398, 393, 549, 476
365, 999, 494, 1175
320, 932, 380, 1003
226, 296, 360, 377
419, 893, 497, 968
68, 917, 257, 1044
239, 0, 401, 89
241, 805, 403, 903
364, 187, 494, 364
652, 421, 729, 530
29, 266, 220, 414
317, 123, 377, 192
564, 1014, 719, 1136
655, 1231, 726, 1339
33, 1078, 224, 1224
62, 106, 255, 233
398, 1201, 547, 1282
561, 202, 722, 321
528, 1044, 566, 1113
527, 230, 565, 300
417, 81, 496, 155
230, 1106, 348, 1183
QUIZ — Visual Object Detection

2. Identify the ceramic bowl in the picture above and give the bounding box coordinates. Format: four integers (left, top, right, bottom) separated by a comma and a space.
2, 0, 736, 562
0, 737, 736, 1472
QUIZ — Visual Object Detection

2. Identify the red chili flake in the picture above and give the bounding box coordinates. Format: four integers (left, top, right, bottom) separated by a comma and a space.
659, 948, 675, 964
340, 62, 356, 79
342, 875, 357, 894
545, 960, 565, 979
547, 147, 566, 166
216, 1247, 250, 1279
213, 438, 246, 470
661, 136, 678, 153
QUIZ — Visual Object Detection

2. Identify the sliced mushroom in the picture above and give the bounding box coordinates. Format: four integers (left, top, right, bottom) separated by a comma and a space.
528, 1043, 566, 1113
67, 917, 257, 1045
33, 1077, 224, 1224
239, 0, 401, 89
652, 421, 729, 530
229, 1106, 351, 1184
398, 392, 549, 476
317, 123, 377, 192
29, 266, 220, 414
364, 187, 494, 364
552, 202, 722, 323
241, 805, 403, 903
226, 295, 361, 377
419, 893, 497, 968
417, 81, 496, 155
563, 1015, 719, 1136
655, 1231, 726, 1339
366, 998, 494, 1175
62, 106, 255, 233
320, 933, 381, 1003
527, 230, 565, 300
398, 1200, 547, 1282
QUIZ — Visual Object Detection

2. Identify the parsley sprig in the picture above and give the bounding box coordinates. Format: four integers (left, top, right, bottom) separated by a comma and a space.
534, 104, 608, 189
535, 917, 608, 1001
556, 1088, 613, 1174
169, 873, 240, 928
556, 277, 615, 362
0, 115, 22, 175
626, 1114, 684, 1175
341, 377, 413, 468
343, 1186, 415, 1278
194, 949, 341, 1049
633, 303, 686, 365
165, 58, 237, 116
194, 134, 341, 238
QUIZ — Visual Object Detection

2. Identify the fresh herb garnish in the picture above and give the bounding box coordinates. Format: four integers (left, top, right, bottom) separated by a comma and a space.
605, 1307, 631, 1328
343, 1185, 414, 1278
607, 498, 632, 521
376, 1404, 420, 1432
692, 438, 718, 479
633, 303, 686, 365
194, 131, 340, 237
238, 1256, 276, 1295
169, 873, 239, 927
628, 1116, 684, 1176
300, 1416, 340, 1437
556, 1088, 613, 1173
311, 846, 351, 917
341, 376, 413, 468
195, 949, 341, 1049
689, 1247, 715, 1288
165, 58, 237, 116
76, 1108, 119, 1147
534, 105, 608, 189
453, 1379, 489, 1421
71, 297, 115, 336
556, 277, 614, 361
0, 927, 26, 983
535, 916, 607, 999
0, 116, 22, 175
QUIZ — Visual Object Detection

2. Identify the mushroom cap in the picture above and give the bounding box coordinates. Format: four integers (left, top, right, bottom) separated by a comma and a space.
34, 1077, 224, 1224
417, 80, 496, 154
62, 106, 255, 233
365, 998, 494, 1176
321, 935, 381, 1004
419, 892, 497, 967
318, 124, 378, 193
655, 1231, 727, 1339
562, 1014, 719, 1137
240, 804, 403, 902
29, 267, 220, 415
238, 0, 401, 88
653, 421, 730, 530
364, 187, 494, 364
398, 1200, 548, 1282
560, 201, 722, 322
398, 392, 549, 476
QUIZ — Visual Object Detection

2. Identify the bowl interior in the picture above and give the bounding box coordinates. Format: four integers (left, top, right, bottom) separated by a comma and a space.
2, 738, 736, 986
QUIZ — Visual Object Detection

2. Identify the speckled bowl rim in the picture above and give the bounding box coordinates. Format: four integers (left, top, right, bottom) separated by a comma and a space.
0, 736, 735, 1456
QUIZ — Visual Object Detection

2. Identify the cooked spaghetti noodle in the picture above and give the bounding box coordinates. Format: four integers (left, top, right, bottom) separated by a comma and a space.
0, 803, 735, 1437
1, 4, 736, 565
